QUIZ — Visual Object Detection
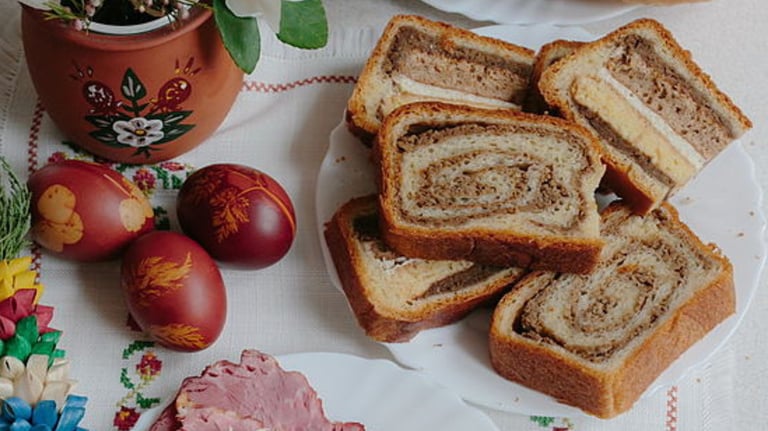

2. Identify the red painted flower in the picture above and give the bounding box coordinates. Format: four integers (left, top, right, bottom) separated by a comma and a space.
113, 406, 140, 431
136, 351, 162, 379
132, 168, 156, 193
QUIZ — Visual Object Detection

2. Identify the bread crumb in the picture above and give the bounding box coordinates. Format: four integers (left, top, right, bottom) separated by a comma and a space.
677, 196, 693, 205
737, 232, 745, 237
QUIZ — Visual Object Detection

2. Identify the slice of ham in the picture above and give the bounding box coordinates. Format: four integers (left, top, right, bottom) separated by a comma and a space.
149, 403, 179, 431
151, 350, 365, 431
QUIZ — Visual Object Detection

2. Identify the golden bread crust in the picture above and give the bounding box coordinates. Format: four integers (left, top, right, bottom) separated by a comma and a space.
489, 202, 735, 418
374, 101, 605, 273
346, 14, 535, 141
539, 18, 752, 215
324, 195, 523, 343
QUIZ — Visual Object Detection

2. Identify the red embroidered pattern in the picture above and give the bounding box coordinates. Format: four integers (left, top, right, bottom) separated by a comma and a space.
242, 75, 357, 93
666, 385, 679, 431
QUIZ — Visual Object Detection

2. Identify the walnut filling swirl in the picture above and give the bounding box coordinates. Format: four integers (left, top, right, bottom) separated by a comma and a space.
384, 26, 532, 104
514, 207, 718, 362
394, 124, 591, 232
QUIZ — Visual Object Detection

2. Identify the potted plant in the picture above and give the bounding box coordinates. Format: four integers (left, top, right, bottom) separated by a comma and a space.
17, 0, 328, 164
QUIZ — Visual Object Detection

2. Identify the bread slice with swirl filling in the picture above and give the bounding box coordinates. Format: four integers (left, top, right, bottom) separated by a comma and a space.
489, 202, 735, 418
524, 39, 584, 114
374, 101, 606, 274
539, 18, 752, 214
346, 14, 535, 143
324, 195, 525, 343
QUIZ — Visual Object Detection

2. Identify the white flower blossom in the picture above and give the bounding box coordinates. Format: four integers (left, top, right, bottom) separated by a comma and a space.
224, 0, 301, 32
113, 117, 165, 148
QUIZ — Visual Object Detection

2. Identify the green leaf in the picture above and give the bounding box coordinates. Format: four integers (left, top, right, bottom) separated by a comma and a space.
122, 340, 155, 359
148, 110, 193, 126
156, 124, 195, 144
120, 368, 135, 390
121, 68, 147, 101
6, 334, 32, 362
31, 341, 56, 356
213, 0, 260, 74
89, 129, 122, 147
40, 330, 62, 344
85, 115, 115, 129
278, 0, 328, 49
137, 393, 161, 409
16, 316, 39, 344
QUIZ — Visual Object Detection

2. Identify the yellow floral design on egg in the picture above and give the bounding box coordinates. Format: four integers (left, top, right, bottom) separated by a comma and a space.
119, 177, 154, 232
33, 184, 84, 252
148, 323, 208, 350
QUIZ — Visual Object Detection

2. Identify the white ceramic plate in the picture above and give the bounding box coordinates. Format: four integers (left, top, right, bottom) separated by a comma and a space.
315, 24, 767, 416
133, 352, 500, 430
421, 0, 641, 26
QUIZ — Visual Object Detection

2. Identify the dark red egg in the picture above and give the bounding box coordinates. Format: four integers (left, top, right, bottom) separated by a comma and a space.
27, 159, 154, 261
120, 230, 227, 352
176, 164, 296, 269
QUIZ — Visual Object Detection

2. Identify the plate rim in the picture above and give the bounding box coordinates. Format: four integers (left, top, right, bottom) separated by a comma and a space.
313, 23, 767, 417
420, 0, 642, 26
132, 351, 501, 430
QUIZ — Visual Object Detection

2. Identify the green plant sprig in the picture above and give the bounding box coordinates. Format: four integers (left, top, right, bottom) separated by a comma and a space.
0, 157, 32, 261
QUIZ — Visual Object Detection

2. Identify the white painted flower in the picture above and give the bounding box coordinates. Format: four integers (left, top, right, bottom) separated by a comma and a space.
17, 0, 50, 10
113, 117, 165, 148
225, 0, 301, 32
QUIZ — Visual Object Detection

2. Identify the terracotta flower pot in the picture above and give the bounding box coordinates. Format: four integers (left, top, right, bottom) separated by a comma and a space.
21, 5, 243, 164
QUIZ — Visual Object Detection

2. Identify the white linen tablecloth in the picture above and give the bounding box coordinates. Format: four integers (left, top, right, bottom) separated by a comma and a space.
0, 1, 766, 430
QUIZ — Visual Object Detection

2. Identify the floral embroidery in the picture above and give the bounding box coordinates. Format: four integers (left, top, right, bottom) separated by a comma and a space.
113, 406, 141, 431
113, 340, 164, 430
137, 351, 162, 380
46, 144, 194, 230
530, 416, 574, 430
42, 145, 191, 431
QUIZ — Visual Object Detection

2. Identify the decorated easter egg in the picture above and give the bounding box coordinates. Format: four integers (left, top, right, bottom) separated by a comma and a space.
120, 230, 227, 352
27, 159, 154, 261
176, 163, 296, 269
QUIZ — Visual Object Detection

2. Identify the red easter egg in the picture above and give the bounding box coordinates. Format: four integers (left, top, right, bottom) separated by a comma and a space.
27, 159, 154, 261
176, 164, 296, 269
121, 230, 227, 352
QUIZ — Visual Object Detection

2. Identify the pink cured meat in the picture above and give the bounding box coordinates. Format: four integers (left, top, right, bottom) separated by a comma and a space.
155, 350, 365, 431
148, 403, 179, 431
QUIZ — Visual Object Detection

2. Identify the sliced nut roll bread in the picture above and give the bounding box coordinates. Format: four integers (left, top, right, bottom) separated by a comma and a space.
489, 202, 735, 418
374, 102, 605, 273
324, 195, 525, 343
347, 14, 535, 143
539, 18, 751, 215
524, 39, 584, 114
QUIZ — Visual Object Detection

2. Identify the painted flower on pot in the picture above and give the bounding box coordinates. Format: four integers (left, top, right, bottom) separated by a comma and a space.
113, 118, 165, 148
17, 0, 328, 74
80, 66, 196, 158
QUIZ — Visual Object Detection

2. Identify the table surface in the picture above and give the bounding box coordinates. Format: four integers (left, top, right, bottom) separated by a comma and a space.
1, 1, 767, 430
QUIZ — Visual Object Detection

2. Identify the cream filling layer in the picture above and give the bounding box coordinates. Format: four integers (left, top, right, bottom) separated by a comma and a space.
571, 69, 706, 187
382, 74, 520, 117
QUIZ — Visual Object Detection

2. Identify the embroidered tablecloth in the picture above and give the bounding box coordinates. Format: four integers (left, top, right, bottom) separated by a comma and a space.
1, 1, 767, 430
